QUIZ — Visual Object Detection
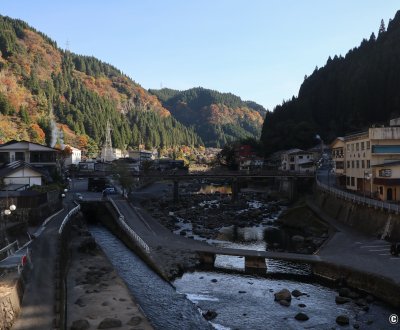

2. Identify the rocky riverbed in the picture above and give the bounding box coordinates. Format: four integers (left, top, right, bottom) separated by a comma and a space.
66, 223, 153, 330
142, 186, 329, 254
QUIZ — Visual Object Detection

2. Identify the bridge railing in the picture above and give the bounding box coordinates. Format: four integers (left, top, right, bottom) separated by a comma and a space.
107, 197, 150, 254
316, 177, 400, 213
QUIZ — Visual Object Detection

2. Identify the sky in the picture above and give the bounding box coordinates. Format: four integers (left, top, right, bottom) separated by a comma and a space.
0, 1, 399, 110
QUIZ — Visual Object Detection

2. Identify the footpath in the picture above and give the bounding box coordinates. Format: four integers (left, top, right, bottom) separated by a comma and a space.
307, 198, 400, 286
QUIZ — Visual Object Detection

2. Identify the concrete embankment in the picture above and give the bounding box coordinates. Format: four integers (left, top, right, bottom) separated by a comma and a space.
314, 190, 400, 240
309, 190, 400, 308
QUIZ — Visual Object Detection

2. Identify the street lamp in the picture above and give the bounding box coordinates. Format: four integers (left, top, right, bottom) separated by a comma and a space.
2, 204, 17, 244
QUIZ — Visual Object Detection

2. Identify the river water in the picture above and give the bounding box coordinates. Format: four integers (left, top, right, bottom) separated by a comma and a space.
90, 224, 396, 330
89, 225, 213, 330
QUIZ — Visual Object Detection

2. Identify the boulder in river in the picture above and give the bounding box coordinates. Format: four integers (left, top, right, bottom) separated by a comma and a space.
291, 289, 304, 298
202, 310, 218, 321
294, 313, 309, 321
274, 289, 291, 302
336, 315, 350, 326
335, 296, 351, 304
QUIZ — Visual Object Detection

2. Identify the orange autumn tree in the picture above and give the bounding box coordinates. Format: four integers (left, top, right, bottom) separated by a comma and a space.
56, 145, 73, 170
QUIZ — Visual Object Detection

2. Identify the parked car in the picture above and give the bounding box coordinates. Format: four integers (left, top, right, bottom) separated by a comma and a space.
102, 187, 117, 196
74, 193, 83, 201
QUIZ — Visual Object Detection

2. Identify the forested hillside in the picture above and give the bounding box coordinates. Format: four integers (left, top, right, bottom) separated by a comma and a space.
0, 15, 202, 155
150, 87, 266, 147
261, 11, 400, 155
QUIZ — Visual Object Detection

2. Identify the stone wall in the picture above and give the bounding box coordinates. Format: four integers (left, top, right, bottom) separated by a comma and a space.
0, 272, 24, 329
315, 190, 400, 240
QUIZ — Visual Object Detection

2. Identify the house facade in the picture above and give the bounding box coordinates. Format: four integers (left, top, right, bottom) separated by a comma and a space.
331, 119, 400, 201
0, 161, 47, 187
281, 149, 316, 173
0, 140, 57, 169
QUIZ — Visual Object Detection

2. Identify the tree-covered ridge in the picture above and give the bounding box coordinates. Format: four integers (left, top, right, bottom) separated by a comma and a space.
150, 87, 266, 147
261, 12, 400, 155
0, 14, 200, 153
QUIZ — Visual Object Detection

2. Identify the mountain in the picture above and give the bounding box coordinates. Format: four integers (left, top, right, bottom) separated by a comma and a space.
149, 87, 266, 147
261, 12, 400, 155
0, 15, 202, 155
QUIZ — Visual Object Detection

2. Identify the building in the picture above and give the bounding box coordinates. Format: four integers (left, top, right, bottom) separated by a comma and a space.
280, 149, 316, 173
128, 150, 156, 162
330, 137, 345, 185
0, 140, 57, 170
0, 161, 48, 188
234, 145, 264, 171
100, 147, 128, 162
64, 146, 82, 166
331, 119, 400, 201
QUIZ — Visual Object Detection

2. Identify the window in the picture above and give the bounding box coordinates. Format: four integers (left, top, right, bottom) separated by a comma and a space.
361, 142, 365, 150
347, 161, 350, 168
356, 160, 359, 168
367, 141, 370, 149
379, 169, 392, 177
346, 176, 350, 185
347, 145, 350, 151
15, 152, 25, 161
356, 143, 359, 151
379, 186, 383, 195
298, 155, 303, 159
367, 160, 370, 168
352, 161, 355, 168
351, 144, 354, 152
362, 160, 365, 168
351, 177, 355, 186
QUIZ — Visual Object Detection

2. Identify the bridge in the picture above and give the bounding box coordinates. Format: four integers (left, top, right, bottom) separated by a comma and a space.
77, 169, 314, 202
89, 196, 323, 273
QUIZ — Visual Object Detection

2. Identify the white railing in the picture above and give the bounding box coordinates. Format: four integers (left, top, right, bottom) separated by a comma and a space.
0, 240, 19, 259
107, 197, 150, 253
316, 178, 400, 214
58, 204, 81, 234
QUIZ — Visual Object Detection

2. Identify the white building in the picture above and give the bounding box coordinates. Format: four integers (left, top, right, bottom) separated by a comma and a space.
64, 146, 82, 166
128, 150, 156, 162
281, 149, 316, 173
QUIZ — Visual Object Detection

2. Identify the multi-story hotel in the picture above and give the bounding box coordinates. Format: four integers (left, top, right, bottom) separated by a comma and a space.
332, 118, 400, 201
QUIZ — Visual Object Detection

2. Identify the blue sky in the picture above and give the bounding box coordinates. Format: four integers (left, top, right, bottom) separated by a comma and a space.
0, 1, 399, 110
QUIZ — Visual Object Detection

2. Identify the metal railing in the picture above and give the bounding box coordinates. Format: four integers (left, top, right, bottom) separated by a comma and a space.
107, 197, 150, 253
58, 204, 81, 234
316, 178, 400, 214
0, 240, 19, 260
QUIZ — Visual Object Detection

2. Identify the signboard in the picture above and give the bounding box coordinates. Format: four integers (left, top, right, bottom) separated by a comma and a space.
379, 169, 392, 177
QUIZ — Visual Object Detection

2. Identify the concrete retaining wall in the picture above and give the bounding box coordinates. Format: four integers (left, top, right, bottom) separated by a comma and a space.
313, 262, 400, 308
315, 190, 400, 240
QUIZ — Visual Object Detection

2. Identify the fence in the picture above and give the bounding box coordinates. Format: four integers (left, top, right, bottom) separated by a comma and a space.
107, 197, 150, 253
316, 177, 400, 214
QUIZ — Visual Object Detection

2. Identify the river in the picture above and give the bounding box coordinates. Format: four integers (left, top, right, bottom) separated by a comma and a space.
90, 224, 396, 330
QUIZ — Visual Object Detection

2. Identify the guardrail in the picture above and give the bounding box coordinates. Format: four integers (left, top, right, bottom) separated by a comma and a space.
0, 240, 19, 260
58, 204, 81, 234
107, 197, 150, 253
316, 177, 400, 214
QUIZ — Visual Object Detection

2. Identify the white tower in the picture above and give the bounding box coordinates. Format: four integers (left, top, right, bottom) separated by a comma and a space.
102, 121, 114, 162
